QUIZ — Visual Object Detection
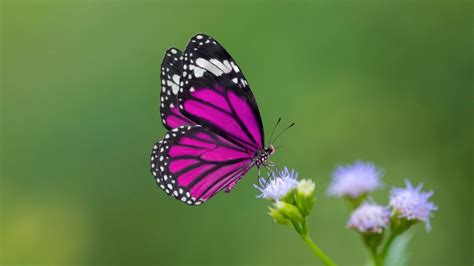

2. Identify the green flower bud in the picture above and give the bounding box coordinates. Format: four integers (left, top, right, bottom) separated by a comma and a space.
274, 201, 304, 223
268, 207, 290, 225
296, 179, 315, 216
390, 212, 416, 234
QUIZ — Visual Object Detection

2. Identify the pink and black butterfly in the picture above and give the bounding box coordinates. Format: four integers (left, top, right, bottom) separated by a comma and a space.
150, 34, 278, 206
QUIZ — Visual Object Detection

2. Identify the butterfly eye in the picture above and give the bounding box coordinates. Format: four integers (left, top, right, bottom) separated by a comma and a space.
268, 144, 276, 155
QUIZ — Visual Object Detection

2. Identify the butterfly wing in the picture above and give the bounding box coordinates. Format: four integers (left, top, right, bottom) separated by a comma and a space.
177, 34, 265, 152
150, 125, 253, 205
159, 47, 194, 129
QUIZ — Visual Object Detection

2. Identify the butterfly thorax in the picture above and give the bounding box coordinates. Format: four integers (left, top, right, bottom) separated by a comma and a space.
254, 144, 275, 167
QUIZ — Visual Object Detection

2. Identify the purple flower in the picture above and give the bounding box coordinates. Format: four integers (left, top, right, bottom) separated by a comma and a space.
347, 202, 391, 233
327, 161, 382, 198
254, 167, 298, 201
389, 179, 438, 231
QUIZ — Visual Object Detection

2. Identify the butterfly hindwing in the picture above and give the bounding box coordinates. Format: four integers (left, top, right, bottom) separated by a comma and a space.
160, 47, 194, 129
153, 125, 253, 205
177, 34, 265, 152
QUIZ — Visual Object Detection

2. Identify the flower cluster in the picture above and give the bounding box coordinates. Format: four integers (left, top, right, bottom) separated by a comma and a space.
327, 160, 438, 265
255, 167, 315, 228
255, 167, 338, 266
255, 162, 438, 266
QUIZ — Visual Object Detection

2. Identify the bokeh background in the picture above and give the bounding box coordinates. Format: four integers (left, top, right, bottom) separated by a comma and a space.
1, 1, 472, 265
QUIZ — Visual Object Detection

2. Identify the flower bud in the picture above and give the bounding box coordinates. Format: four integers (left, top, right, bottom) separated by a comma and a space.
274, 201, 304, 222
296, 179, 315, 216
268, 207, 290, 225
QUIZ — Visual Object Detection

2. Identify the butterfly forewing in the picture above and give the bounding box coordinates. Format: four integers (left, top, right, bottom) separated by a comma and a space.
178, 34, 265, 151
160, 47, 194, 129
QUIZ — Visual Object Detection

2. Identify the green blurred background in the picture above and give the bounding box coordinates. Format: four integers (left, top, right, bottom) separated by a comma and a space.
1, 0, 472, 265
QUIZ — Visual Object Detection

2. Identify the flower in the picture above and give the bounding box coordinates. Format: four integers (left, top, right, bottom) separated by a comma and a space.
389, 179, 437, 231
273, 201, 304, 222
347, 202, 391, 233
268, 206, 290, 225
327, 161, 382, 198
296, 179, 316, 216
254, 167, 298, 201
297, 179, 316, 197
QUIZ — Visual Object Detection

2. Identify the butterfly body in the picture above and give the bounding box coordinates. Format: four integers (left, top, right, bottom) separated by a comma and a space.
151, 34, 272, 205
253, 145, 275, 167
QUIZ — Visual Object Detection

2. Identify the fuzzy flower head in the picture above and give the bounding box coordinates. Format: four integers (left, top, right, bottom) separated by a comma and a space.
254, 167, 298, 201
328, 161, 382, 198
389, 179, 437, 231
347, 202, 391, 233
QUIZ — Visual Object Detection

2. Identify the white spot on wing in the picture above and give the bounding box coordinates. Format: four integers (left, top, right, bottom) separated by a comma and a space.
230, 61, 240, 73
167, 74, 180, 94
189, 65, 205, 78
223, 60, 232, 73
196, 58, 223, 76
210, 59, 232, 73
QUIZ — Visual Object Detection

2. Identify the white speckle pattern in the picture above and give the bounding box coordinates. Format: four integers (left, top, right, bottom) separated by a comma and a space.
159, 47, 184, 129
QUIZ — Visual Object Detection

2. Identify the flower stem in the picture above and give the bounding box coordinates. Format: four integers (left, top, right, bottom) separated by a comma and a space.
295, 219, 337, 266
379, 231, 398, 261
300, 234, 337, 266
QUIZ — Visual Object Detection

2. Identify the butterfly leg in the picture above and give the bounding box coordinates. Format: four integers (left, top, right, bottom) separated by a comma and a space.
225, 177, 245, 193
264, 164, 276, 176
266, 160, 277, 167
224, 168, 249, 193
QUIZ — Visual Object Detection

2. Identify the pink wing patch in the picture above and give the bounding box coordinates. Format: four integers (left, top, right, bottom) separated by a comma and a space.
153, 125, 253, 205
180, 86, 262, 151
165, 106, 194, 129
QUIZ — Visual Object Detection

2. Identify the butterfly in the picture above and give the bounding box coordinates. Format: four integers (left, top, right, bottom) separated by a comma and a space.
150, 34, 279, 206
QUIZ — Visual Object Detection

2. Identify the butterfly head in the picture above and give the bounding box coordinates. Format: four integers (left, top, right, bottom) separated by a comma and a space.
266, 144, 275, 155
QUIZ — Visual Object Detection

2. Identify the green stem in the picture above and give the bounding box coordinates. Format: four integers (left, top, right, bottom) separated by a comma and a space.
360, 233, 384, 266
379, 232, 397, 261
294, 219, 337, 266
365, 245, 380, 266
377, 226, 407, 265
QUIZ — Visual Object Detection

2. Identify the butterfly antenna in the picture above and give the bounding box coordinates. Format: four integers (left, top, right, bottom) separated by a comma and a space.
271, 122, 295, 145
268, 117, 282, 144
272, 145, 286, 150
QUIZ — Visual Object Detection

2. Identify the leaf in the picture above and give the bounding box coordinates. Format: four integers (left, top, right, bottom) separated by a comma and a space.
384, 230, 414, 266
